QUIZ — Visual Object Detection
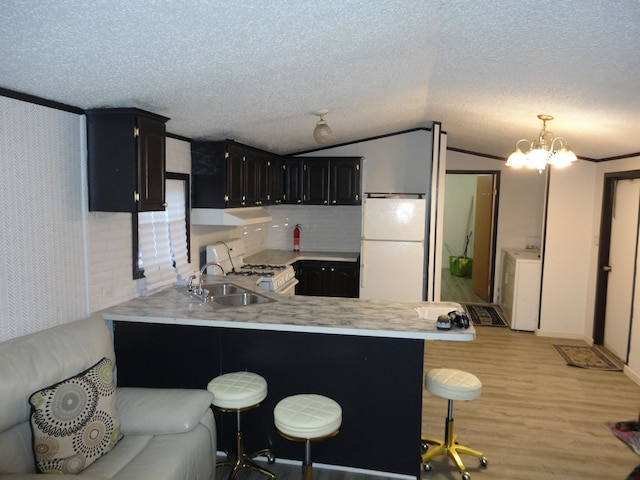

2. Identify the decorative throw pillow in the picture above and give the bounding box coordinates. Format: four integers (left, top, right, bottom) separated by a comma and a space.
29, 357, 123, 474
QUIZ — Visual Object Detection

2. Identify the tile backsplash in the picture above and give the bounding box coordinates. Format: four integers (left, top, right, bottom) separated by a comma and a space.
264, 205, 362, 252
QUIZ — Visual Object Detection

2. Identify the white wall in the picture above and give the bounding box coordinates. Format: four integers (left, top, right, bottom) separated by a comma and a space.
443, 174, 476, 265
301, 129, 433, 194
589, 156, 640, 381
446, 150, 546, 303
538, 162, 597, 339
0, 97, 88, 341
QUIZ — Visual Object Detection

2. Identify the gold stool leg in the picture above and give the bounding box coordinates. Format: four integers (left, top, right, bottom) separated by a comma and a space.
421, 400, 487, 480
217, 410, 276, 480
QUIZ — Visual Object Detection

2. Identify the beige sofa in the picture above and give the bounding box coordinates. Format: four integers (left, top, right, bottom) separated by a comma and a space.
0, 316, 216, 480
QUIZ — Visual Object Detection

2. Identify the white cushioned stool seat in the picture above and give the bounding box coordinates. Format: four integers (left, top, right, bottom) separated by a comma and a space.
426, 368, 482, 401
274, 394, 342, 439
207, 371, 268, 409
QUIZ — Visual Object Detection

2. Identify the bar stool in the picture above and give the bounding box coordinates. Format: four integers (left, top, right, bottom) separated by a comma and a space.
274, 394, 342, 480
421, 368, 488, 480
207, 371, 275, 480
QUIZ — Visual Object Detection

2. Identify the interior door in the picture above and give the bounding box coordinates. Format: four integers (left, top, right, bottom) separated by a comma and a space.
471, 175, 495, 301
603, 178, 640, 362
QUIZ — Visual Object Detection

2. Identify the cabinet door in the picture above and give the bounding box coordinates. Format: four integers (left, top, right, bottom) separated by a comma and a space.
243, 150, 259, 207
330, 158, 361, 205
136, 115, 167, 211
295, 261, 326, 296
283, 159, 304, 204
226, 144, 245, 207
327, 263, 360, 298
304, 159, 330, 205
256, 153, 270, 206
87, 108, 168, 212
268, 156, 284, 205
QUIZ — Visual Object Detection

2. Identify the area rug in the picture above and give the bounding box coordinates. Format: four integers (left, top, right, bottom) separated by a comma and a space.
552, 344, 623, 371
607, 421, 640, 455
462, 303, 508, 327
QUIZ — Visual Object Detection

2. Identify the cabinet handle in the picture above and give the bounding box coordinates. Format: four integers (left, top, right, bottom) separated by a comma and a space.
162, 202, 168, 208
332, 200, 336, 204
134, 191, 140, 203
324, 200, 328, 205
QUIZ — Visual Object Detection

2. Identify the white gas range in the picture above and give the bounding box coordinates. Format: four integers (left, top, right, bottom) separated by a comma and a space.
205, 240, 298, 294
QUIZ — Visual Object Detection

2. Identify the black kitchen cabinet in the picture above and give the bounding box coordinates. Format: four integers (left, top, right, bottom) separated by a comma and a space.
192, 140, 279, 208
294, 260, 359, 298
283, 158, 304, 204
87, 108, 169, 212
285, 157, 361, 206
268, 156, 284, 205
330, 157, 361, 205
304, 158, 330, 205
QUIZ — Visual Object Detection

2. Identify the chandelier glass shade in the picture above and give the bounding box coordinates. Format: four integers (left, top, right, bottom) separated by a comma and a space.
506, 115, 577, 172
313, 110, 332, 144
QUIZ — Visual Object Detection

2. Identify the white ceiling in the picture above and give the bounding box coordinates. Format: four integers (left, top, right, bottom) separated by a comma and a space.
2, 0, 639, 160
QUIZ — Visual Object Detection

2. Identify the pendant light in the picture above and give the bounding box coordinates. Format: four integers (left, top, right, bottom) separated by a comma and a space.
313, 109, 332, 144
506, 115, 577, 173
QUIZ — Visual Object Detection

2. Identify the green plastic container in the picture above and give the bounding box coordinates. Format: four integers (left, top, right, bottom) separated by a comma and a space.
449, 256, 472, 277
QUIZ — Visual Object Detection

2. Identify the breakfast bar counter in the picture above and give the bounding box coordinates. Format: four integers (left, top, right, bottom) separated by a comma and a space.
103, 278, 474, 479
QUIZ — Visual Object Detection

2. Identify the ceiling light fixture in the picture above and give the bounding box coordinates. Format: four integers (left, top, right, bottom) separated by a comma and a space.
313, 109, 332, 144
506, 114, 578, 173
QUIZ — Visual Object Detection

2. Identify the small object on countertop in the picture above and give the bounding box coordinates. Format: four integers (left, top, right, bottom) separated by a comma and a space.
437, 314, 451, 330
448, 310, 470, 329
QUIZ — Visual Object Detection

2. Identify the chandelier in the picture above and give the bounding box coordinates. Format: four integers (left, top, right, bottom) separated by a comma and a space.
506, 115, 577, 172
313, 109, 332, 144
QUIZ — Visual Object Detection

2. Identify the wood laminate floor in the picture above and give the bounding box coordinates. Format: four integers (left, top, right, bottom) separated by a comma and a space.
440, 269, 488, 305
216, 328, 640, 480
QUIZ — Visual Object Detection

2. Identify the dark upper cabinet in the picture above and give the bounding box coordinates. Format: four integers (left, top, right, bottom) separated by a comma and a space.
330, 157, 361, 205
192, 140, 280, 208
304, 158, 330, 205
268, 156, 284, 205
283, 158, 304, 204
294, 260, 359, 298
286, 157, 361, 206
191, 141, 243, 208
87, 108, 169, 212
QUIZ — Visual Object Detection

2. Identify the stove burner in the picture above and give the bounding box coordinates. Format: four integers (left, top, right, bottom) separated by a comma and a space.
228, 270, 274, 277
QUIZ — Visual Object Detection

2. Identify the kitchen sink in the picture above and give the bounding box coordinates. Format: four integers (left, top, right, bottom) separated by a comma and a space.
211, 292, 273, 307
201, 283, 247, 296
178, 283, 274, 308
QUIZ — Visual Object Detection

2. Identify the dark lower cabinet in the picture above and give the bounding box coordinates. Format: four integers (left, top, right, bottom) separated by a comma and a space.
113, 321, 423, 479
294, 260, 359, 297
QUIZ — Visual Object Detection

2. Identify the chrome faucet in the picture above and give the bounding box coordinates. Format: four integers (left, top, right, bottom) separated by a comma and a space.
194, 262, 226, 299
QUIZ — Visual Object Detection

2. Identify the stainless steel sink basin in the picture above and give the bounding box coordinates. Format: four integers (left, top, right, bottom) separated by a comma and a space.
201, 283, 247, 296
212, 292, 273, 307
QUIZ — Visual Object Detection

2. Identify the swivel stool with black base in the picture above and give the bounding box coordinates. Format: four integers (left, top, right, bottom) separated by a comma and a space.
274, 394, 342, 480
421, 368, 488, 480
207, 371, 276, 480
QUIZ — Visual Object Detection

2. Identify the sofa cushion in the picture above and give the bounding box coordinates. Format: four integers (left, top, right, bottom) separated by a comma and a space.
28, 357, 122, 474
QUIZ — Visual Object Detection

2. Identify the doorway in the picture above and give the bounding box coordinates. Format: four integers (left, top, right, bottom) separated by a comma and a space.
441, 171, 499, 304
594, 170, 640, 363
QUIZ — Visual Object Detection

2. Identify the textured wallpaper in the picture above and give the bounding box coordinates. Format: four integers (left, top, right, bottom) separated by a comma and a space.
0, 96, 87, 342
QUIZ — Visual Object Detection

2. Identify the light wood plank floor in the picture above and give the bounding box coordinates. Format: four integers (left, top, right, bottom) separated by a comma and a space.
421, 327, 640, 479
440, 269, 488, 304
216, 327, 640, 480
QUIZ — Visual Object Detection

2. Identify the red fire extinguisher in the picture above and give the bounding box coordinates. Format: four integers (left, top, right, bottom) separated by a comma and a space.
293, 224, 302, 253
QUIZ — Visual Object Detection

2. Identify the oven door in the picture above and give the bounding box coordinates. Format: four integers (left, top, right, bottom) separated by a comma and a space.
277, 278, 299, 295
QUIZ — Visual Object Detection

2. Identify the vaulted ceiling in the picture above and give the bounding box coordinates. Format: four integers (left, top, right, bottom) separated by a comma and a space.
2, 1, 639, 160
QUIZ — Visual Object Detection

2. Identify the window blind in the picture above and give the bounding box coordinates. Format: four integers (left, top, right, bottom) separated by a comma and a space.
137, 178, 191, 295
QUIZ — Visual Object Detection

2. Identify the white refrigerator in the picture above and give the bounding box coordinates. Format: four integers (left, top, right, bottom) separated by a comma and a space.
359, 197, 426, 301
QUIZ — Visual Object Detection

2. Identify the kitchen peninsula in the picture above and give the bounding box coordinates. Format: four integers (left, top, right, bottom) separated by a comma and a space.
103, 276, 474, 479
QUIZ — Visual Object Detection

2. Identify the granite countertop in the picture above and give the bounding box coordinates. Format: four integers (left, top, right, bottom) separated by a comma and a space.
101, 275, 474, 341
244, 249, 359, 265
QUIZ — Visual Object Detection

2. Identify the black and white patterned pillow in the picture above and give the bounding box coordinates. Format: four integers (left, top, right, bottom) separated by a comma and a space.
29, 357, 123, 474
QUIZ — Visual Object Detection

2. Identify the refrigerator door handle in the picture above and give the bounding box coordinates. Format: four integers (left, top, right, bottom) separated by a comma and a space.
360, 242, 366, 288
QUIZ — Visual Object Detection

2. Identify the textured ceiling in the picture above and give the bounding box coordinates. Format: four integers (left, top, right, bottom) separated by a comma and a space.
1, 0, 639, 159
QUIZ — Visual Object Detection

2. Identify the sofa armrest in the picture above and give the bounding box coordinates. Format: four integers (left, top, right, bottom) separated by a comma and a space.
116, 387, 213, 435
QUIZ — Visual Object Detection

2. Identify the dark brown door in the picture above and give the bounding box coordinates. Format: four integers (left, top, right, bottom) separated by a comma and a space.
471, 175, 495, 301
